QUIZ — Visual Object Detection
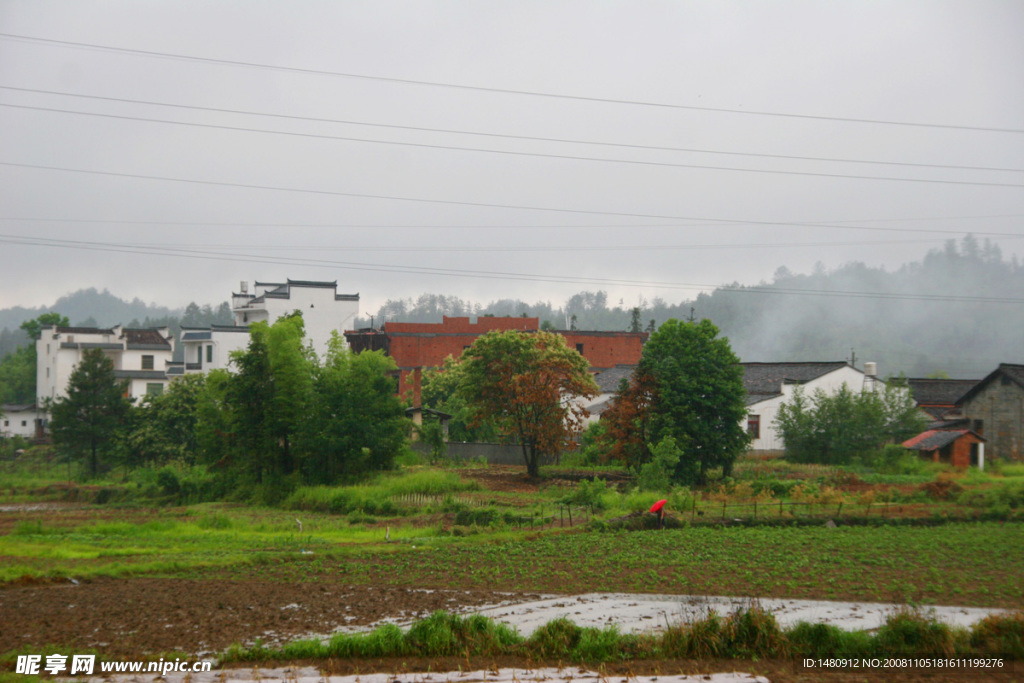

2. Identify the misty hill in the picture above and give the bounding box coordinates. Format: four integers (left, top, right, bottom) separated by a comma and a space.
0, 289, 231, 361
0, 288, 182, 333
361, 237, 1023, 379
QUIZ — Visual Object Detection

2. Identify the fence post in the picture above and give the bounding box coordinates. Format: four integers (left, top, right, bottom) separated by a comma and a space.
837, 502, 842, 518
753, 501, 757, 519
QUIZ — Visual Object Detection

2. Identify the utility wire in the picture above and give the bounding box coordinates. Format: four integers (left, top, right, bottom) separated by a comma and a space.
2, 212, 1021, 231
3, 86, 1021, 175
4, 161, 1024, 237
4, 102, 1021, 188
4, 232, 1024, 304
0, 232, 1016, 253
1, 32, 1021, 134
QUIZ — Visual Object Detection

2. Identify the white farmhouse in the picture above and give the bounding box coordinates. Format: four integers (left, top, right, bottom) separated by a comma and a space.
583, 365, 637, 424
36, 325, 176, 404
742, 361, 878, 451
2, 403, 43, 439
179, 279, 359, 373
177, 324, 251, 375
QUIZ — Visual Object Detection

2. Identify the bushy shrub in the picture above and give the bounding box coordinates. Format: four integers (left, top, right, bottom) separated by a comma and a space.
561, 478, 609, 511
722, 604, 788, 657
637, 437, 682, 491
529, 617, 583, 658
970, 610, 1024, 658
874, 607, 960, 656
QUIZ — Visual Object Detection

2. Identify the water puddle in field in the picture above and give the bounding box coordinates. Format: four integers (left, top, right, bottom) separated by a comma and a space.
468, 592, 1005, 634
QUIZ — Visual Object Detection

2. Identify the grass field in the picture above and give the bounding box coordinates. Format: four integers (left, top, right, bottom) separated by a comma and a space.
4, 498, 1022, 608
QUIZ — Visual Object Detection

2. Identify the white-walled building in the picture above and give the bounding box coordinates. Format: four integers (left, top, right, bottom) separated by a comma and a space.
179, 279, 359, 373
36, 325, 176, 404
177, 324, 251, 374
742, 361, 877, 451
2, 403, 43, 439
586, 361, 883, 452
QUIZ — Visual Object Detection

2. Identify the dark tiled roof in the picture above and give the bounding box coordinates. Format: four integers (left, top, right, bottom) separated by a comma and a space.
907, 378, 979, 406
1001, 364, 1024, 388
957, 363, 1024, 405
287, 279, 338, 288
592, 365, 637, 393
123, 329, 171, 347
56, 326, 115, 334
927, 418, 970, 430
903, 429, 981, 451
1, 403, 37, 412
741, 361, 850, 397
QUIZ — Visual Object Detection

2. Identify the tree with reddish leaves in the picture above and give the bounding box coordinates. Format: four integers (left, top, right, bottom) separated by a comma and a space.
600, 367, 657, 470
458, 330, 599, 478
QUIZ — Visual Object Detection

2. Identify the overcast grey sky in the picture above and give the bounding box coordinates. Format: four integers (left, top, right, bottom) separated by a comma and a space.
1, 1, 1023, 315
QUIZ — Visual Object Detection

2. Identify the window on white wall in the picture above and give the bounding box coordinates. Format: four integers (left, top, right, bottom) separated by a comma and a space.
747, 415, 761, 439
142, 355, 154, 370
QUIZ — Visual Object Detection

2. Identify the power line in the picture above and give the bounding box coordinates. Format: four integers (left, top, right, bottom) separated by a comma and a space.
3, 232, 1024, 305
4, 161, 1024, 237
3, 212, 1021, 231
1, 32, 1021, 134
4, 85, 1021, 175
5, 102, 1022, 188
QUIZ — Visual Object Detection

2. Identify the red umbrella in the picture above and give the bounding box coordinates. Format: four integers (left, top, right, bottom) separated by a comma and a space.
649, 499, 667, 514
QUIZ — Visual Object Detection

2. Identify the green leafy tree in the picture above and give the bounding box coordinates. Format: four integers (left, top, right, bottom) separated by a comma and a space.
0, 313, 70, 403
422, 355, 500, 442
50, 348, 130, 477
775, 380, 926, 465
121, 374, 205, 468
639, 318, 749, 485
458, 330, 599, 477
195, 368, 234, 468
226, 322, 278, 484
302, 334, 408, 483
637, 436, 683, 491
0, 346, 36, 403
20, 312, 69, 341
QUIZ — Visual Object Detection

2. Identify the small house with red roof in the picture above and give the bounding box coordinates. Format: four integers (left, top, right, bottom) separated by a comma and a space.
902, 429, 985, 469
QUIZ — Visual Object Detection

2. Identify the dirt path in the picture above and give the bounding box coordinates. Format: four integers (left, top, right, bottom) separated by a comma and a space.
0, 577, 538, 656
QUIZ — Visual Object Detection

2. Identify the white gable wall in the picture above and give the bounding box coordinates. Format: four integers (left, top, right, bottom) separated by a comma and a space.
1, 406, 42, 439
746, 365, 871, 451
232, 282, 358, 360
181, 328, 251, 374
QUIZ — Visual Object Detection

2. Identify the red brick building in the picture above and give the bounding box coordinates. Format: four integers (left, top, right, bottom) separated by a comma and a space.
345, 316, 647, 404
902, 429, 986, 468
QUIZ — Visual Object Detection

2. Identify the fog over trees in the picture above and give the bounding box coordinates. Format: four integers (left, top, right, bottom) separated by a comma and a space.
360, 237, 1024, 379
2, 237, 1021, 382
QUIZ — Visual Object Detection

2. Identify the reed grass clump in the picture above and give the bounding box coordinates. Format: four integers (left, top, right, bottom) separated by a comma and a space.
221, 606, 1024, 666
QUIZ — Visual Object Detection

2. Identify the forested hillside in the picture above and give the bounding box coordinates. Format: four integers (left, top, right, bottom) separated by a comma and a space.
361, 237, 1023, 379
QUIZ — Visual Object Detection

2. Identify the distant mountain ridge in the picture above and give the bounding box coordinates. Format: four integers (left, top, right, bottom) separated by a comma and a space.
0, 288, 183, 332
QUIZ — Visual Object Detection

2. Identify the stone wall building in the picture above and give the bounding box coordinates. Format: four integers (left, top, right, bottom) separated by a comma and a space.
952, 363, 1024, 461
